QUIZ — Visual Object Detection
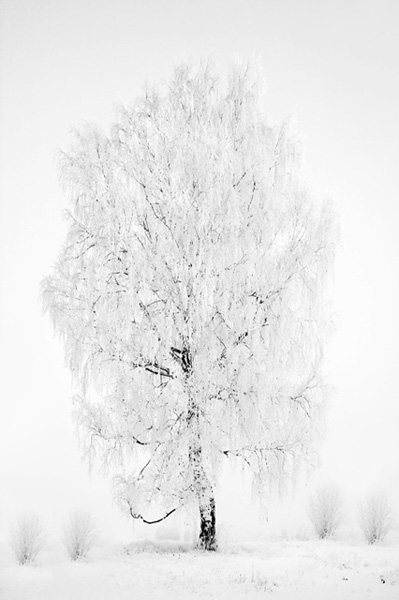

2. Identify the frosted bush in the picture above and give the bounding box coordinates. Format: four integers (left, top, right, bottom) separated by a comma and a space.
10, 514, 45, 565
358, 493, 392, 544
62, 510, 97, 560
307, 484, 343, 539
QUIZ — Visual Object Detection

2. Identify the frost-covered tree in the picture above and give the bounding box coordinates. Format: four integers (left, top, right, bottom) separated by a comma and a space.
62, 510, 97, 560
42, 61, 337, 550
10, 514, 45, 565
358, 492, 393, 544
307, 484, 343, 539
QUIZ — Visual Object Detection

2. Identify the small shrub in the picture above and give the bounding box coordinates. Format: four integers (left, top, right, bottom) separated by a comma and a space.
232, 569, 278, 593
62, 510, 97, 560
358, 493, 392, 544
10, 514, 45, 565
307, 484, 343, 539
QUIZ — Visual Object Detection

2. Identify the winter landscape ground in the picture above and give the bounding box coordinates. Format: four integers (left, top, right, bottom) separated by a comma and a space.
1, 537, 398, 599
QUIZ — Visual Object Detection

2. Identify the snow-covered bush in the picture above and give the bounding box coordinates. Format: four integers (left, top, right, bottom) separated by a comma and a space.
307, 484, 343, 539
358, 493, 393, 544
62, 510, 97, 560
9, 514, 45, 565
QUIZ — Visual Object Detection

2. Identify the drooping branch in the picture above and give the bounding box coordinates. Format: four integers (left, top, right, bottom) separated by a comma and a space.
127, 501, 177, 525
87, 422, 150, 448
221, 438, 302, 466
222, 449, 251, 467
109, 353, 174, 380
144, 362, 174, 378
132, 435, 150, 447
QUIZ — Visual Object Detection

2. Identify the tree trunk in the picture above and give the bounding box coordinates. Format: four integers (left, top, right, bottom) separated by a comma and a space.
185, 372, 217, 551
190, 440, 218, 551
198, 496, 217, 551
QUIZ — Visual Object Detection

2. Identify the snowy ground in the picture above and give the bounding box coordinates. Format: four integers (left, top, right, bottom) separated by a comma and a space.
1, 538, 398, 599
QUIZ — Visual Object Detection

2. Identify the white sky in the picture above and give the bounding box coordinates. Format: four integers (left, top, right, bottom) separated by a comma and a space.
0, 0, 398, 540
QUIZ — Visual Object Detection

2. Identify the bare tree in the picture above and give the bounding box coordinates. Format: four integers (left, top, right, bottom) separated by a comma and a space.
358, 492, 393, 544
9, 514, 45, 565
42, 61, 337, 550
62, 510, 97, 560
307, 484, 343, 539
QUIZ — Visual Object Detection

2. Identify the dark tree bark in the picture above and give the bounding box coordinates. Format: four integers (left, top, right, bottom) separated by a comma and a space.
174, 347, 217, 550
190, 429, 217, 551
199, 496, 217, 551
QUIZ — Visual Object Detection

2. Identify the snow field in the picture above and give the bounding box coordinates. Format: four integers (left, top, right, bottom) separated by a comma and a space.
1, 539, 398, 599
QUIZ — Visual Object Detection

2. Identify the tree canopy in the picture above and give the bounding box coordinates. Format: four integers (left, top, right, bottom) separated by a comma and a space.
42, 61, 337, 549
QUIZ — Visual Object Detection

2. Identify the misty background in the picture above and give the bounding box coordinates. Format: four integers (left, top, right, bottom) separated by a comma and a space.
0, 0, 398, 541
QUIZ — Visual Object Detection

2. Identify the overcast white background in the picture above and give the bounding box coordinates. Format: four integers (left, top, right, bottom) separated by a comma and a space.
0, 0, 398, 541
